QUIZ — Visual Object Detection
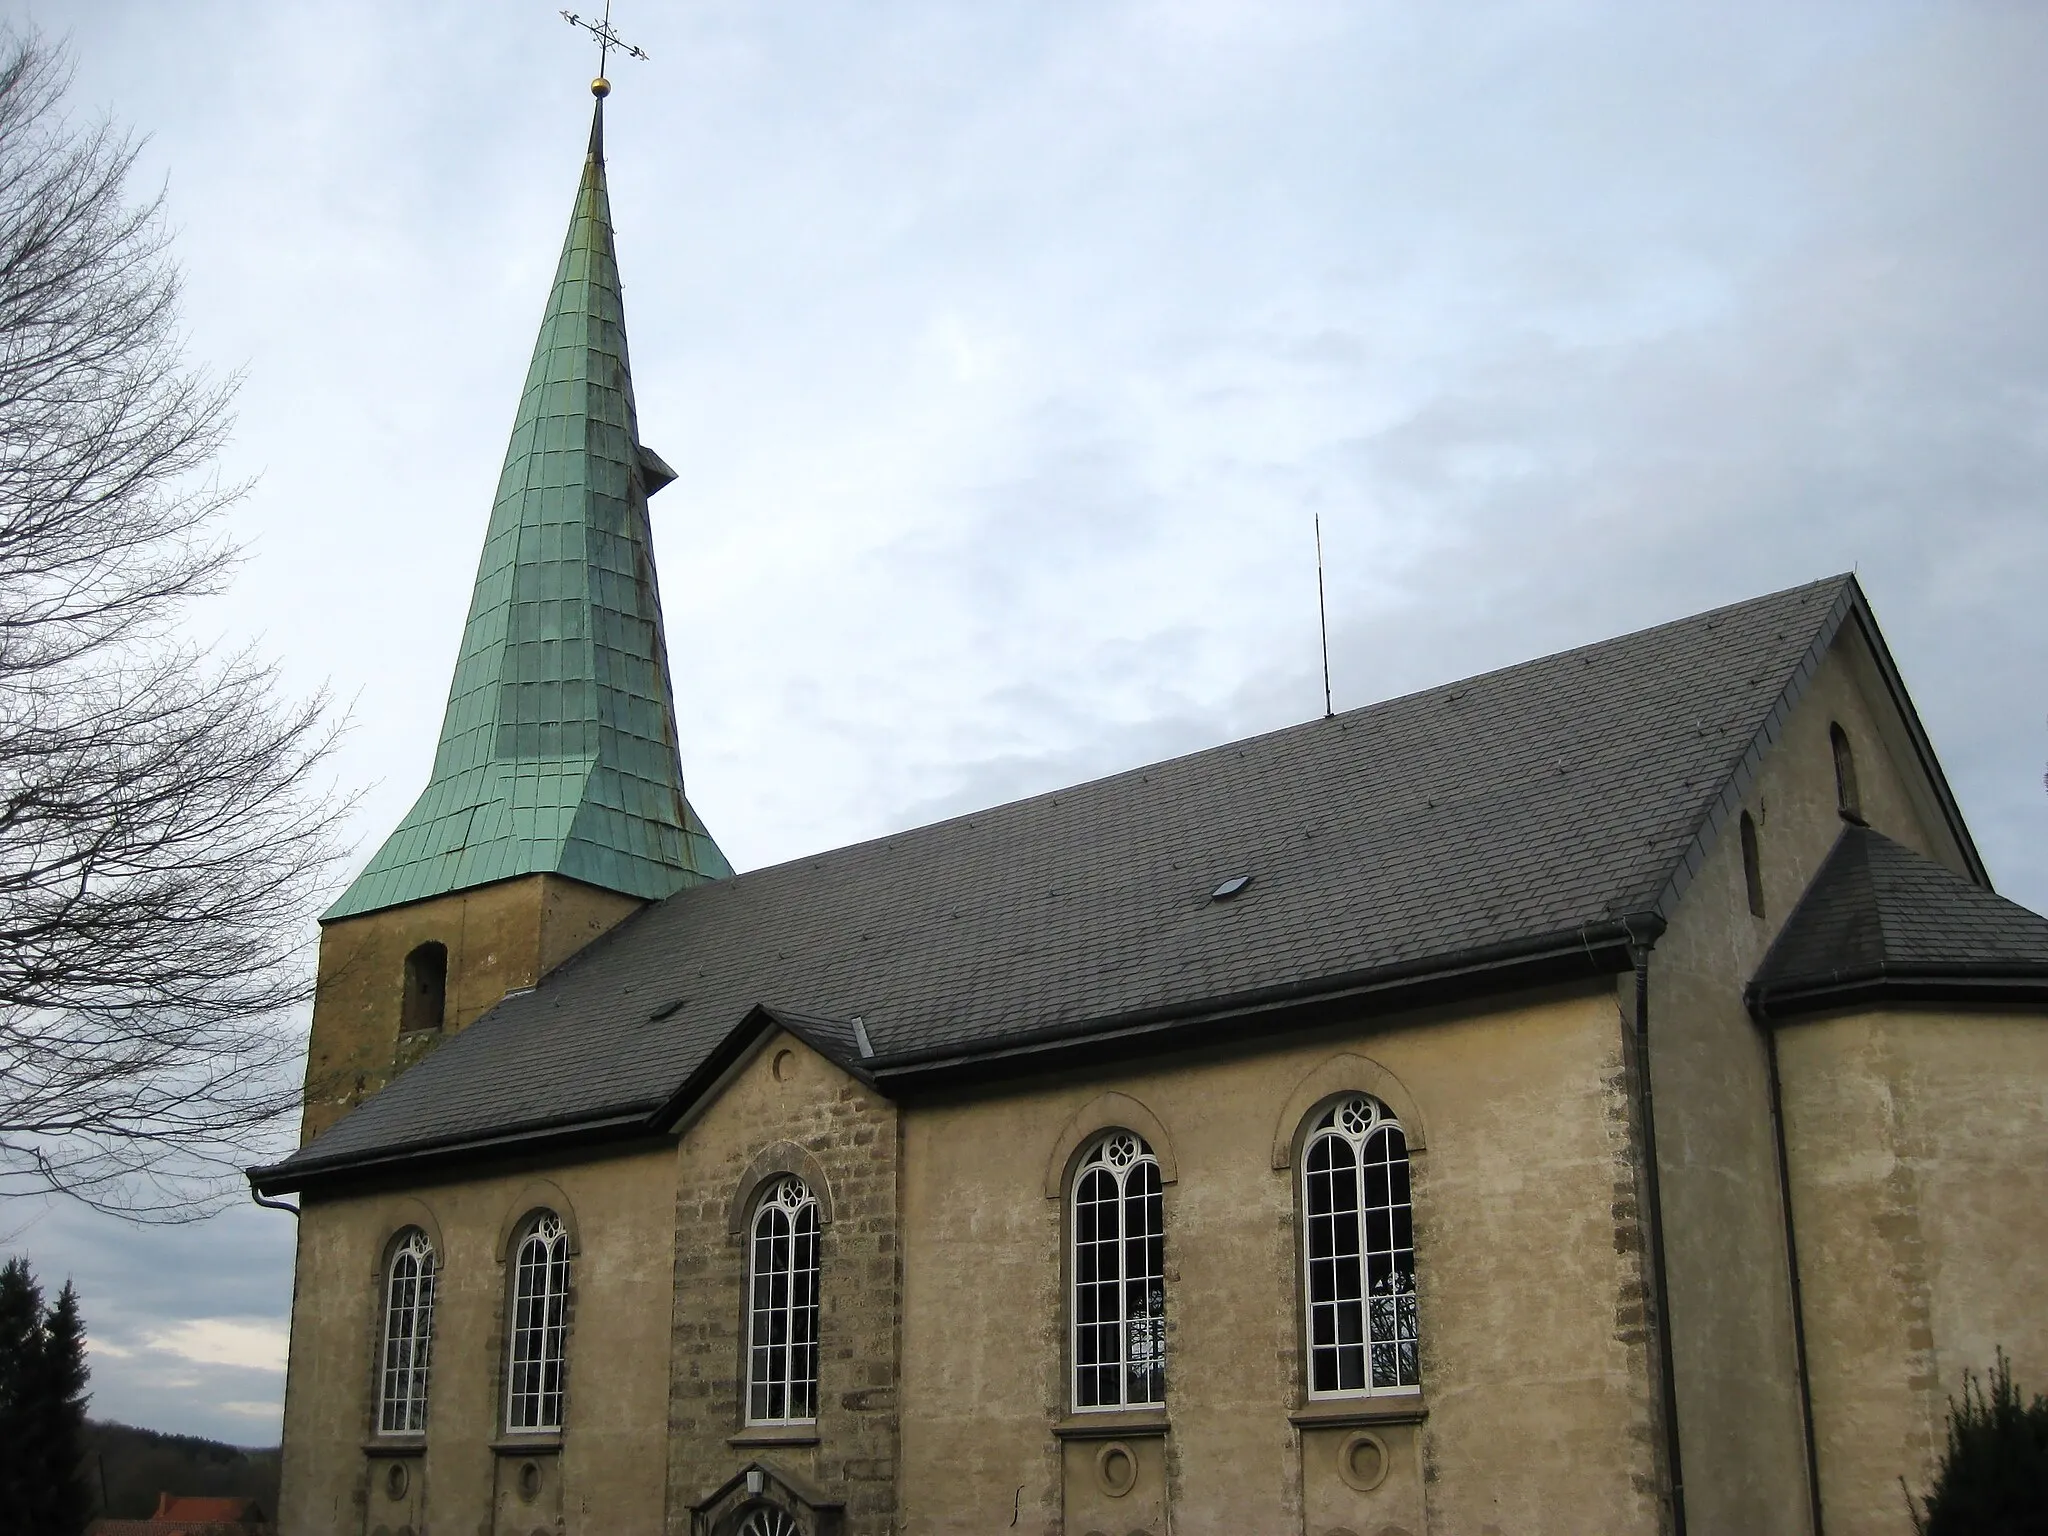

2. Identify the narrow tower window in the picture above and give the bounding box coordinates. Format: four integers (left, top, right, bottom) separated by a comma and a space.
1072, 1131, 1166, 1410
1302, 1095, 1419, 1396
1830, 723, 1863, 823
402, 942, 447, 1033
506, 1212, 570, 1432
746, 1176, 821, 1424
377, 1229, 437, 1434
1741, 810, 1765, 920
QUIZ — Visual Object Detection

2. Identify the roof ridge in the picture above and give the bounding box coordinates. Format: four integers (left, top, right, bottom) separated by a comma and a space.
1852, 823, 1896, 957
694, 574, 1859, 899
264, 572, 1987, 1195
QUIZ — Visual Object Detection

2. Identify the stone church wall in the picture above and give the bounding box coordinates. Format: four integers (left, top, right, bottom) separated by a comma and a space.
666, 1030, 902, 1536
276, 1145, 679, 1536
1648, 629, 1956, 1534
896, 986, 1666, 1536
303, 874, 642, 1142
270, 621, 2037, 1536
1778, 1009, 2048, 1535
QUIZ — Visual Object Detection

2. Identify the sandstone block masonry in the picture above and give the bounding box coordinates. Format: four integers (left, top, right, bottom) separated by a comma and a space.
667, 1035, 903, 1536
302, 873, 641, 1142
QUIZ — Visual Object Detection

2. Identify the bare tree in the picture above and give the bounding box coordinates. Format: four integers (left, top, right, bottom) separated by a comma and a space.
0, 31, 347, 1220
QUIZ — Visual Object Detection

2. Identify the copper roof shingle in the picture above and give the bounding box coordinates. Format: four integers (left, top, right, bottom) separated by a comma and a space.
327, 102, 728, 920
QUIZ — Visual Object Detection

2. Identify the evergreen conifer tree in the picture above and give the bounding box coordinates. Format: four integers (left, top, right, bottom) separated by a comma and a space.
0, 1257, 93, 1534
1912, 1350, 2048, 1535
30, 1282, 91, 1533
0, 1258, 41, 1515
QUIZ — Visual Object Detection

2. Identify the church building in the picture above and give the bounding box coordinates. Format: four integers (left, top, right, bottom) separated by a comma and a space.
251, 93, 2048, 1536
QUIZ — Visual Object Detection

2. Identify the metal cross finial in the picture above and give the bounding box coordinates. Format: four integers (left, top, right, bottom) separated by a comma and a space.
562, 2, 649, 97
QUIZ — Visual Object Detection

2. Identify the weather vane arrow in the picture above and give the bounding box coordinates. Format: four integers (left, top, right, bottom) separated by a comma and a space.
563, 3, 649, 97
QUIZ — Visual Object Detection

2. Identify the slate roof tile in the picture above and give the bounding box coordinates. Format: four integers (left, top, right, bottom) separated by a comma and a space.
1750, 824, 2048, 1013
256, 575, 1944, 1189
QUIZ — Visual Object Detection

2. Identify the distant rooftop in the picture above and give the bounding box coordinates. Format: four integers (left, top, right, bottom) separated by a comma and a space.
90, 1493, 271, 1536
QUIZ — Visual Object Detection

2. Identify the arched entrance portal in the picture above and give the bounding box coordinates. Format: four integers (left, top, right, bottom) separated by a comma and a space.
691, 1462, 840, 1536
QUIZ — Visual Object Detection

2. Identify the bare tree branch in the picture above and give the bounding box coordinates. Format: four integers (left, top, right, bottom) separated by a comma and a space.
0, 30, 351, 1221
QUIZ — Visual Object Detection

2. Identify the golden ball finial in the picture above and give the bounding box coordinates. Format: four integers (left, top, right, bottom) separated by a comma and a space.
591, 76, 611, 98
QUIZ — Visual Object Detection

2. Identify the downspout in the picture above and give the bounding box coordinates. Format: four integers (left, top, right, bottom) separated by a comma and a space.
250, 1183, 300, 1218
1763, 1017, 1825, 1535
1629, 930, 1688, 1536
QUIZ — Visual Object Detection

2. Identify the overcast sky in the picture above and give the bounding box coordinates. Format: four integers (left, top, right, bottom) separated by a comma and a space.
5, 0, 2044, 1444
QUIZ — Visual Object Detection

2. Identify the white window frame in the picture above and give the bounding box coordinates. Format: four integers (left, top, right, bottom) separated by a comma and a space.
746, 1176, 821, 1425
1070, 1130, 1166, 1412
1301, 1094, 1420, 1400
505, 1211, 570, 1433
376, 1229, 436, 1435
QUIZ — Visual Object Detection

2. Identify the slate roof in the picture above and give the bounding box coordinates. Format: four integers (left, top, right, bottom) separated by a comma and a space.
1749, 823, 2048, 1017
257, 574, 1984, 1193
327, 102, 729, 921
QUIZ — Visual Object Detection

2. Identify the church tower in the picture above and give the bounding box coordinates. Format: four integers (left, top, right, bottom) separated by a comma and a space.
302, 100, 728, 1142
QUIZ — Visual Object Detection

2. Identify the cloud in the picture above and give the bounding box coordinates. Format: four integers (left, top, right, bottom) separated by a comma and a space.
217, 1400, 288, 1422
18, 0, 2048, 1446
144, 1319, 290, 1375
12, 1196, 295, 1442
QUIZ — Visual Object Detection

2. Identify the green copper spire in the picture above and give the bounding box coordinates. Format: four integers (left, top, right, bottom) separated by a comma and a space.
327, 101, 731, 922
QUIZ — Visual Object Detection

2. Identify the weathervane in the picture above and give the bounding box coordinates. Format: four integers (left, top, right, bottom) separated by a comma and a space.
562, 2, 649, 97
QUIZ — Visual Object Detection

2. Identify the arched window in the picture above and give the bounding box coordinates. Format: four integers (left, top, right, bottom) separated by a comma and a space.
1072, 1131, 1165, 1410
747, 1177, 820, 1425
1830, 723, 1863, 823
376, 1229, 436, 1433
1303, 1095, 1418, 1397
737, 1510, 803, 1536
506, 1212, 569, 1432
1741, 810, 1765, 919
402, 942, 447, 1033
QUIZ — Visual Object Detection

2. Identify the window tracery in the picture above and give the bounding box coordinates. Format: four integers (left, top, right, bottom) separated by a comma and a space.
1303, 1094, 1419, 1396
1072, 1130, 1165, 1410
377, 1228, 436, 1434
747, 1176, 820, 1424
506, 1211, 569, 1432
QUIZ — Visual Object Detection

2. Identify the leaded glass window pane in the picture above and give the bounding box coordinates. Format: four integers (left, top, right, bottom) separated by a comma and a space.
747, 1177, 821, 1424
1302, 1096, 1419, 1397
377, 1230, 436, 1434
506, 1212, 569, 1432
1071, 1132, 1165, 1410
